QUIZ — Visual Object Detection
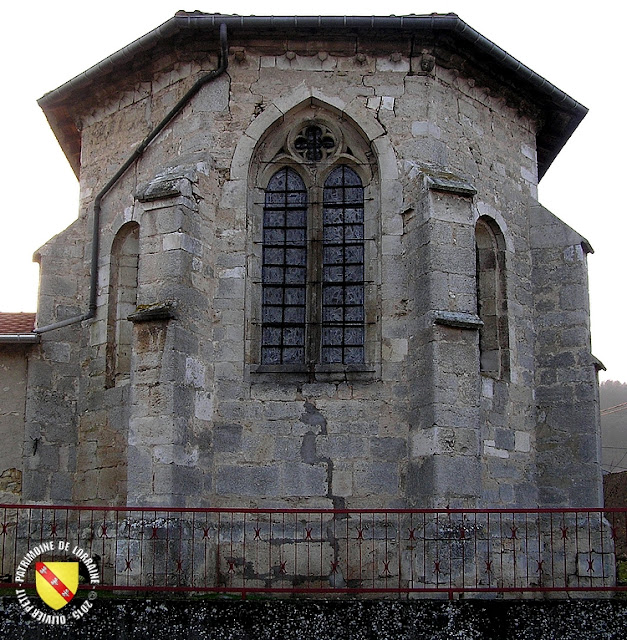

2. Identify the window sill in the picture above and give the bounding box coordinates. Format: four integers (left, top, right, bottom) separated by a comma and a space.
250, 363, 376, 382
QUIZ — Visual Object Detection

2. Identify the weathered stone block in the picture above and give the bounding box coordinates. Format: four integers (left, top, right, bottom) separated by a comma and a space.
354, 462, 400, 496
216, 465, 282, 497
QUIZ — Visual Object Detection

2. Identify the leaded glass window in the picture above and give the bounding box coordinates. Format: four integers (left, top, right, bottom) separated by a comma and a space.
261, 161, 366, 367
261, 167, 307, 364
322, 166, 365, 364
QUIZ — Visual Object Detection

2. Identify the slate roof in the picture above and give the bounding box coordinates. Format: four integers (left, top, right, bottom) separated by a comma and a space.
0, 312, 36, 334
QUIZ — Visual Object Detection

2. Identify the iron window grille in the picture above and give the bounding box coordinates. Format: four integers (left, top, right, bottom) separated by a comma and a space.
261, 162, 365, 366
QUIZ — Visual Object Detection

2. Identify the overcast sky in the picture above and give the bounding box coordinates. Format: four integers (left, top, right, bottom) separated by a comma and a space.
0, 1, 624, 382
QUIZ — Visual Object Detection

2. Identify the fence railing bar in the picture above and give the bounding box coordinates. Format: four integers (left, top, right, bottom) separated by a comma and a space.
1, 506, 622, 596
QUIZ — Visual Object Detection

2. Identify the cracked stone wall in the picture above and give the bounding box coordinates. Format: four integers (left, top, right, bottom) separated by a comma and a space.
21, 31, 601, 509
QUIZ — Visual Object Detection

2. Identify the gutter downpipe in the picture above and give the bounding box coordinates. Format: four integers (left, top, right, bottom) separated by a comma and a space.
34, 23, 229, 335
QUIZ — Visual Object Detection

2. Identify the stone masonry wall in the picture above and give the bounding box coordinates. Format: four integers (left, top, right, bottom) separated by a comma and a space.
0, 347, 29, 502
530, 203, 602, 507
23, 31, 600, 510
22, 218, 88, 504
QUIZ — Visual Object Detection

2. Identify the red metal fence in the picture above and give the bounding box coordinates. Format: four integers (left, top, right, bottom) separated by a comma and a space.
1, 505, 625, 598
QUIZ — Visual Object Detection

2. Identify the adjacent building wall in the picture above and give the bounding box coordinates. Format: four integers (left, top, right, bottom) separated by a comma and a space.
530, 203, 602, 507
0, 346, 29, 502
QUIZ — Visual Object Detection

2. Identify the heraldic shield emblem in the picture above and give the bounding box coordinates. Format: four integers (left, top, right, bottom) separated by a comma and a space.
35, 562, 79, 610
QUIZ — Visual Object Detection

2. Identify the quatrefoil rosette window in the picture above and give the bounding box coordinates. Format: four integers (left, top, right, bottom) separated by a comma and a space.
287, 121, 340, 163
250, 110, 377, 370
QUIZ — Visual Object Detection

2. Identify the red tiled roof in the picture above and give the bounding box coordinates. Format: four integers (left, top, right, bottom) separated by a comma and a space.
0, 312, 36, 334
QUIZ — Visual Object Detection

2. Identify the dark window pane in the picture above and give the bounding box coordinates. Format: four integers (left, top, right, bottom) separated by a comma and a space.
323, 306, 343, 322
343, 170, 362, 186
323, 246, 344, 264
344, 347, 365, 364
287, 191, 307, 206
286, 248, 307, 266
284, 307, 306, 323
283, 347, 305, 364
263, 307, 283, 323
264, 248, 285, 265
323, 226, 344, 243
344, 187, 363, 203
324, 187, 343, 204
323, 208, 343, 225
284, 287, 306, 305
325, 169, 344, 187
267, 170, 287, 191
285, 266, 306, 284
287, 170, 304, 190
345, 265, 364, 282
263, 288, 283, 305
322, 347, 342, 363
266, 192, 287, 205
264, 211, 285, 227
264, 228, 285, 244
345, 246, 364, 264
322, 327, 343, 346
263, 266, 284, 284
344, 208, 363, 223
323, 266, 344, 283
345, 225, 364, 241
286, 228, 306, 245
345, 286, 364, 305
345, 327, 364, 345
323, 286, 344, 305
262, 327, 282, 345
283, 327, 304, 346
344, 307, 364, 322
262, 347, 281, 364
286, 210, 306, 227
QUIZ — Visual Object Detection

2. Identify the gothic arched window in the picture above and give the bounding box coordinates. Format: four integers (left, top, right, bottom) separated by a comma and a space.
475, 216, 510, 380
255, 111, 375, 371
106, 222, 139, 387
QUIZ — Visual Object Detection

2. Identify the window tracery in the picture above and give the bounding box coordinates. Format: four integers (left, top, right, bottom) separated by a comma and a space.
290, 122, 338, 162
